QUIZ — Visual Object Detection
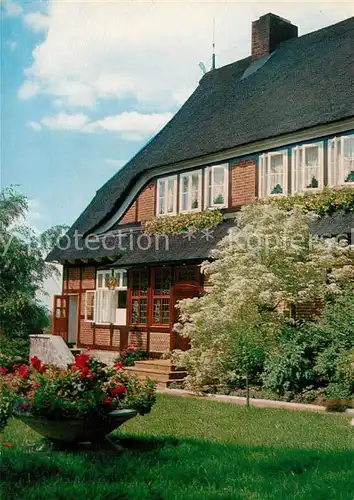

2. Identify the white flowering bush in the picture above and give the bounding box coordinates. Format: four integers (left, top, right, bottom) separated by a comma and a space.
0, 396, 11, 432
173, 203, 354, 391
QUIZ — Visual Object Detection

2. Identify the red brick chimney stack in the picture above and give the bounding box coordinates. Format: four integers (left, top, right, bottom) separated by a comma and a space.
252, 13, 298, 60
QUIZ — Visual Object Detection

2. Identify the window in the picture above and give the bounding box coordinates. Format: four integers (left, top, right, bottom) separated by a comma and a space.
156, 175, 177, 215
130, 269, 148, 325
204, 164, 228, 208
259, 150, 288, 197
328, 135, 354, 186
180, 170, 202, 212
152, 269, 171, 325
84, 269, 127, 325
292, 143, 324, 193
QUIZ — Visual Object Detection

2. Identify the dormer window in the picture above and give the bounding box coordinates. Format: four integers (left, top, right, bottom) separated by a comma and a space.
204, 164, 228, 208
156, 175, 177, 215
292, 143, 324, 193
180, 170, 202, 212
259, 150, 288, 197
328, 135, 354, 186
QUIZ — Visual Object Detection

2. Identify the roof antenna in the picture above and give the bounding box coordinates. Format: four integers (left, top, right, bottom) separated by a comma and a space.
211, 18, 216, 70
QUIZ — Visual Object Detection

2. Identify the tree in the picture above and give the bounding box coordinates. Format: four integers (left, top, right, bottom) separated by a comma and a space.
173, 203, 354, 391
0, 187, 68, 356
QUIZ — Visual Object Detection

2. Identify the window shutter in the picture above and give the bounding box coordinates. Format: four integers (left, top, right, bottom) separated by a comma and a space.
291, 146, 298, 194
84, 290, 96, 322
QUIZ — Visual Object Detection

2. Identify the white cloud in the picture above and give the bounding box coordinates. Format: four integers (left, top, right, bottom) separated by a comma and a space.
41, 112, 90, 131
18, 81, 40, 100
88, 111, 173, 140
2, 0, 22, 17
19, 2, 352, 112
27, 121, 42, 132
24, 12, 50, 32
39, 111, 172, 140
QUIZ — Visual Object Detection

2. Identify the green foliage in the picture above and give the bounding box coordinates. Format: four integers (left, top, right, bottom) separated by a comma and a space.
262, 321, 330, 396
262, 186, 354, 215
144, 209, 223, 235
0, 187, 68, 349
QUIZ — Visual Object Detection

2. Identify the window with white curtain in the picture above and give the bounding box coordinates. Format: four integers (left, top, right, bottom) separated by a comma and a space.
204, 164, 228, 208
291, 143, 324, 193
84, 269, 127, 325
259, 150, 288, 198
328, 135, 354, 186
156, 175, 177, 215
180, 170, 202, 212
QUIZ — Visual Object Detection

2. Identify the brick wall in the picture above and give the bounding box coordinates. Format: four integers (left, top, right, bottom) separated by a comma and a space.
137, 183, 155, 222
231, 158, 257, 206
67, 267, 80, 292
120, 201, 137, 224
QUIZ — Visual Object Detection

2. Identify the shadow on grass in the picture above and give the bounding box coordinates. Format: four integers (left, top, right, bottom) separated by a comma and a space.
2, 434, 354, 500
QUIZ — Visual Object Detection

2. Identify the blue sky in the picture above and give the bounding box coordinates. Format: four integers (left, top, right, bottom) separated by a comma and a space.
1, 0, 353, 238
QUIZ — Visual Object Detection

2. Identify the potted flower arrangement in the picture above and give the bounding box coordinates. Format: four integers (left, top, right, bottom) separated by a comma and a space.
114, 345, 148, 367
0, 353, 156, 449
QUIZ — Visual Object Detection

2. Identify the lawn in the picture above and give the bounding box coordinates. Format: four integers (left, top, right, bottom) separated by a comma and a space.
1, 394, 354, 500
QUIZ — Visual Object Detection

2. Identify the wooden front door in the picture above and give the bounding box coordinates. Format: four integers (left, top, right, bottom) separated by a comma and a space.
171, 284, 201, 350
52, 295, 69, 342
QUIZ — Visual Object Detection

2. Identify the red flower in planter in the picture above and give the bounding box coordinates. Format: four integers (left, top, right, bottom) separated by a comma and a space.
0, 367, 8, 375
110, 385, 126, 396
104, 397, 113, 404
80, 367, 94, 381
74, 353, 90, 370
30, 356, 46, 373
114, 362, 123, 370
17, 365, 29, 379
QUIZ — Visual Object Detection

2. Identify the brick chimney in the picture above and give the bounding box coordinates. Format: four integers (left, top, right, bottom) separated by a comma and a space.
251, 13, 298, 60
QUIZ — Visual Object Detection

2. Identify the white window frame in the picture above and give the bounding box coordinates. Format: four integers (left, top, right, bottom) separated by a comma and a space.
204, 164, 229, 209
291, 142, 324, 194
179, 170, 202, 213
87, 269, 128, 325
156, 175, 177, 216
84, 290, 96, 323
328, 135, 354, 187
259, 150, 288, 198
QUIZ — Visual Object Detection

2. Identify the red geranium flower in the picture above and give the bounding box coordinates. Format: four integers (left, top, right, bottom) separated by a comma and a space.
74, 353, 90, 370
30, 356, 46, 373
0, 367, 8, 375
114, 362, 123, 370
22, 401, 29, 409
80, 367, 94, 381
17, 365, 29, 379
2, 442, 13, 448
104, 397, 113, 404
110, 385, 126, 396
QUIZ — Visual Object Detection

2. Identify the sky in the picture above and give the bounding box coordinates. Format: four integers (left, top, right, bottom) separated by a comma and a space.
1, 0, 353, 306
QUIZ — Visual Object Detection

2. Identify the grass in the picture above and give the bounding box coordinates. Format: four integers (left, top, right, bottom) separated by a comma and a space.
1, 394, 354, 499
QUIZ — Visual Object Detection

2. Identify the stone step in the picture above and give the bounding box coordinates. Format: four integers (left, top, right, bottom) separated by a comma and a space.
125, 365, 187, 383
133, 360, 182, 374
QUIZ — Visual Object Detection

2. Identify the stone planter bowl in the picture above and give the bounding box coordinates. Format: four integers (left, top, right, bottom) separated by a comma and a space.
14, 409, 137, 446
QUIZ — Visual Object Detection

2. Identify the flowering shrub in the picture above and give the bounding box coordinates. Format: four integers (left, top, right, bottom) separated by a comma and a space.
144, 210, 223, 236
0, 354, 156, 423
261, 186, 354, 215
114, 345, 148, 367
0, 396, 12, 432
173, 203, 354, 392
